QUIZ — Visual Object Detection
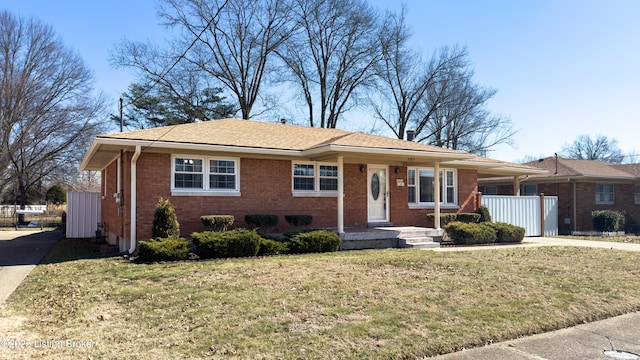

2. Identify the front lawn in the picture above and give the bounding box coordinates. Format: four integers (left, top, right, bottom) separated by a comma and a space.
555, 235, 640, 244
2, 240, 640, 359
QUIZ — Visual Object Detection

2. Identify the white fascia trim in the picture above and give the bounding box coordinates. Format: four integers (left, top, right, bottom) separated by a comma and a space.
302, 145, 473, 161
93, 137, 304, 157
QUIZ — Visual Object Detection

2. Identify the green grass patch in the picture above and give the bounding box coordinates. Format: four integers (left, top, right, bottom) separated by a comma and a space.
2, 244, 640, 359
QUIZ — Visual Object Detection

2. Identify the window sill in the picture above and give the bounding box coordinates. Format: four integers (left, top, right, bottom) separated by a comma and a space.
292, 191, 338, 198
171, 190, 241, 197
408, 204, 459, 210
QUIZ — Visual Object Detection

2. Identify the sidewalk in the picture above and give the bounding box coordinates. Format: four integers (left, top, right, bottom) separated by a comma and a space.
0, 230, 60, 303
427, 311, 640, 360
427, 236, 640, 359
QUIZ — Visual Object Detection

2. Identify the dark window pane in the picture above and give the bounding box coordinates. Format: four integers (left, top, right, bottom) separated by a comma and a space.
210, 175, 236, 189
175, 173, 203, 189
294, 177, 315, 190
320, 178, 337, 191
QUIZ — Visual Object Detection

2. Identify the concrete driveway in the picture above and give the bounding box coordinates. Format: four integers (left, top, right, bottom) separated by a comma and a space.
0, 230, 60, 303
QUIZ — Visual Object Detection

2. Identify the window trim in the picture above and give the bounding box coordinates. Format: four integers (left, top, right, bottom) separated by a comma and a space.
292, 161, 339, 196
635, 185, 640, 205
595, 183, 614, 205
407, 167, 458, 207
521, 184, 538, 196
171, 155, 240, 196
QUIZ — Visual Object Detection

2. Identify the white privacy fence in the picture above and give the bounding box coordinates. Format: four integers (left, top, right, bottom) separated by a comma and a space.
66, 192, 101, 238
482, 195, 558, 237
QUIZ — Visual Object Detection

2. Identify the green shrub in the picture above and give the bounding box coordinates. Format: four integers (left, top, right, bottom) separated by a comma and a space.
477, 205, 492, 223
244, 214, 279, 231
426, 213, 480, 226
288, 230, 341, 254
283, 228, 320, 239
592, 210, 625, 232
152, 198, 180, 239
200, 215, 234, 231
138, 237, 189, 262
258, 239, 289, 256
192, 229, 262, 259
284, 215, 313, 227
483, 222, 525, 243
444, 222, 497, 245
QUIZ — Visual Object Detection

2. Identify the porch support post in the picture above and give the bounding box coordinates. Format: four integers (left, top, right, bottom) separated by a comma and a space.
129, 145, 141, 255
337, 155, 344, 234
434, 161, 441, 230
513, 175, 521, 196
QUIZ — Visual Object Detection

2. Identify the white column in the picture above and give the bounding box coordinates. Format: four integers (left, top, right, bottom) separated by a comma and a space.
513, 175, 521, 196
434, 162, 441, 229
337, 155, 344, 234
129, 145, 141, 254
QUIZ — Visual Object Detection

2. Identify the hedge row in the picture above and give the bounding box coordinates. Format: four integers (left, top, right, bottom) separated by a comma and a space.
191, 229, 340, 259
591, 210, 625, 232
444, 222, 525, 245
138, 237, 190, 262
426, 212, 481, 226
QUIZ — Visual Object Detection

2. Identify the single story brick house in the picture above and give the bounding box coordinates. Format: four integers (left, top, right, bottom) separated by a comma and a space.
80, 118, 545, 253
478, 156, 640, 234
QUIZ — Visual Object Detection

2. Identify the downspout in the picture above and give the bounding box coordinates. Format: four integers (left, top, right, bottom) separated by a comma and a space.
433, 162, 441, 229
129, 145, 141, 255
337, 155, 344, 235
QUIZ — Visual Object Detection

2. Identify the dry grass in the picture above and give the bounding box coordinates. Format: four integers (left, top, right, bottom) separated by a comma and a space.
556, 235, 640, 244
2, 241, 640, 359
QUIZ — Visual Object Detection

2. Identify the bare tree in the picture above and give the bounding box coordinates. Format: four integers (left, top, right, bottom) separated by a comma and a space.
167, 0, 292, 119
276, 0, 379, 128
561, 134, 625, 163
0, 10, 106, 207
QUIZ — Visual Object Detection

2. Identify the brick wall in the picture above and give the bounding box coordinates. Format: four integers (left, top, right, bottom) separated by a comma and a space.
108, 153, 483, 241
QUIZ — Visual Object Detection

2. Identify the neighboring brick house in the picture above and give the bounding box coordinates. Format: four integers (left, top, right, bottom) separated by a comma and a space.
478, 156, 640, 234
80, 118, 544, 253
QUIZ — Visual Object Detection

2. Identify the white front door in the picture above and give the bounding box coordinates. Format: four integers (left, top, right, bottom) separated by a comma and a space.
368, 166, 389, 223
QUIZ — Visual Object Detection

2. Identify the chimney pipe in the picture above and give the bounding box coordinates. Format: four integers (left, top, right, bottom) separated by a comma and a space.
406, 130, 416, 141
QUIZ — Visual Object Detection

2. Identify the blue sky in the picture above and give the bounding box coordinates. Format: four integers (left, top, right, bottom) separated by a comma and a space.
4, 0, 640, 163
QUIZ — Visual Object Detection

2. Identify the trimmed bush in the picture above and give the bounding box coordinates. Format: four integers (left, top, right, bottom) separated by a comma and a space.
477, 205, 492, 223
284, 215, 313, 227
200, 215, 234, 232
138, 237, 189, 262
288, 230, 341, 254
592, 210, 625, 232
444, 222, 497, 245
244, 214, 278, 231
152, 198, 180, 239
283, 228, 320, 239
192, 229, 262, 259
483, 222, 525, 243
258, 239, 289, 256
426, 213, 481, 226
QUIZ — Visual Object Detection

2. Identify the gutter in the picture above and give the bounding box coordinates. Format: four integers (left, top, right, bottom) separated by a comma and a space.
129, 145, 141, 255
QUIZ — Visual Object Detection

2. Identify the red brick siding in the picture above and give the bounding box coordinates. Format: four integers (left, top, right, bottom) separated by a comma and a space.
108, 153, 482, 241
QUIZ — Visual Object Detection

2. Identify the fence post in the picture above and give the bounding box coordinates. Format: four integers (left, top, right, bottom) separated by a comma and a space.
539, 193, 545, 237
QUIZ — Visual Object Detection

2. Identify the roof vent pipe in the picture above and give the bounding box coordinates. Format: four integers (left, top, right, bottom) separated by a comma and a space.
406, 130, 416, 141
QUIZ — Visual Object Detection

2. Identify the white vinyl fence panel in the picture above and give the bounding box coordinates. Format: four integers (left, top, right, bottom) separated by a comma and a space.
66, 192, 101, 238
482, 195, 558, 237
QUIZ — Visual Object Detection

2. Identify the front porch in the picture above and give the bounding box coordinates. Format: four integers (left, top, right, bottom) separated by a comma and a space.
340, 226, 443, 250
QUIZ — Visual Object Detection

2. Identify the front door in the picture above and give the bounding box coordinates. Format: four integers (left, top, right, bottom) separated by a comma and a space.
368, 166, 389, 223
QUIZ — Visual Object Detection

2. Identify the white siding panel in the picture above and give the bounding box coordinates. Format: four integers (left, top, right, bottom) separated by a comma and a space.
544, 196, 559, 237
66, 192, 101, 238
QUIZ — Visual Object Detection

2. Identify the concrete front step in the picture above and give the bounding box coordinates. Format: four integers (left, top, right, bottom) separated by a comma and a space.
340, 226, 443, 250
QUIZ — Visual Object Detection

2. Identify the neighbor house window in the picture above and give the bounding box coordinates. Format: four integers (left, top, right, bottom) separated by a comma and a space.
172, 156, 239, 193
595, 183, 614, 204
407, 168, 456, 206
292, 162, 338, 193
522, 184, 537, 196
634, 185, 640, 205
483, 186, 497, 195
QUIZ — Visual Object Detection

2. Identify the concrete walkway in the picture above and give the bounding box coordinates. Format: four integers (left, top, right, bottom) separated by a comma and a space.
0, 230, 60, 303
427, 236, 640, 359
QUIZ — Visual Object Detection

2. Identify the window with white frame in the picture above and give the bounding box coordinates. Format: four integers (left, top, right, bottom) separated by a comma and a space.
407, 168, 456, 205
595, 183, 614, 204
172, 156, 238, 192
292, 162, 338, 193
636, 185, 640, 205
